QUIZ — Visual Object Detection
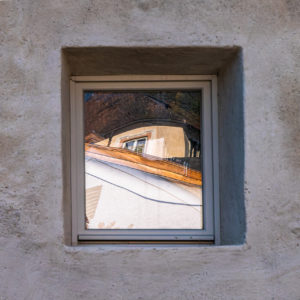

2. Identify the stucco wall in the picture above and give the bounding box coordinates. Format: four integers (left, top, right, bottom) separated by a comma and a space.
0, 1, 300, 299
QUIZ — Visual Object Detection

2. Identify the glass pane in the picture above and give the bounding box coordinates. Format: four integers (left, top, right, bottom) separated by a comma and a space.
84, 91, 203, 229
124, 140, 135, 151
136, 138, 146, 154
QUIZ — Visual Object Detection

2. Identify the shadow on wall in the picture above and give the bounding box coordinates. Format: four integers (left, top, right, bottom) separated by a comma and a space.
218, 48, 245, 245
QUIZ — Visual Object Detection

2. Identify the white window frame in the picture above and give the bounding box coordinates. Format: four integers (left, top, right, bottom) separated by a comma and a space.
70, 75, 219, 245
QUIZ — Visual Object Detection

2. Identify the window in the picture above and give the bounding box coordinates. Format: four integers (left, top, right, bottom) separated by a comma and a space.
122, 137, 147, 154
70, 75, 219, 244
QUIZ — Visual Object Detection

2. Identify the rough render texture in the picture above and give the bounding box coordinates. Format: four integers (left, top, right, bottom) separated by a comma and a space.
0, 0, 299, 299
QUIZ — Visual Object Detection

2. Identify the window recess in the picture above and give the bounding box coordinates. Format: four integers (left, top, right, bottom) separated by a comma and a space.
70, 75, 219, 244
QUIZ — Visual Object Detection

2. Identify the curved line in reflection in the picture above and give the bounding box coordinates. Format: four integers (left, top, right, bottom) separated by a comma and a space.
86, 171, 202, 207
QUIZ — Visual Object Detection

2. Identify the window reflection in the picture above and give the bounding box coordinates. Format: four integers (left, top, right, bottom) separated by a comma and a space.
123, 137, 147, 154
84, 91, 203, 229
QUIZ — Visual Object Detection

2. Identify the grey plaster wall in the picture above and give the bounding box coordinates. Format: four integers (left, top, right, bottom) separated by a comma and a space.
1, 0, 299, 299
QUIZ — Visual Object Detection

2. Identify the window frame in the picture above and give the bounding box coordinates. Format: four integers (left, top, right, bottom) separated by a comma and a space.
70, 75, 219, 245
122, 136, 148, 154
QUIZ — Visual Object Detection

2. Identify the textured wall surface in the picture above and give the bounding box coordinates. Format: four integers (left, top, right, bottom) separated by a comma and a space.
0, 0, 300, 299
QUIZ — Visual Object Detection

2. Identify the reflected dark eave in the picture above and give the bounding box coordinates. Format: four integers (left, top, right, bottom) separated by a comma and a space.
84, 92, 201, 137
99, 119, 188, 139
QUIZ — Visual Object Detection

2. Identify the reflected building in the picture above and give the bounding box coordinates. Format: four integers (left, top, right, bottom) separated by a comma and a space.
97, 124, 190, 158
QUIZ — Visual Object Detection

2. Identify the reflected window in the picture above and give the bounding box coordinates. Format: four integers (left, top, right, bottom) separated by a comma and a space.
123, 137, 147, 154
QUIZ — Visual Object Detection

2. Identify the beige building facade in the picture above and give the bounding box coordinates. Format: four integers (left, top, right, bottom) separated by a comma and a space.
96, 125, 190, 158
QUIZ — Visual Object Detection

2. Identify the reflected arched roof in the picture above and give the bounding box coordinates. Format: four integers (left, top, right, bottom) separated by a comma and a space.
84, 91, 201, 139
